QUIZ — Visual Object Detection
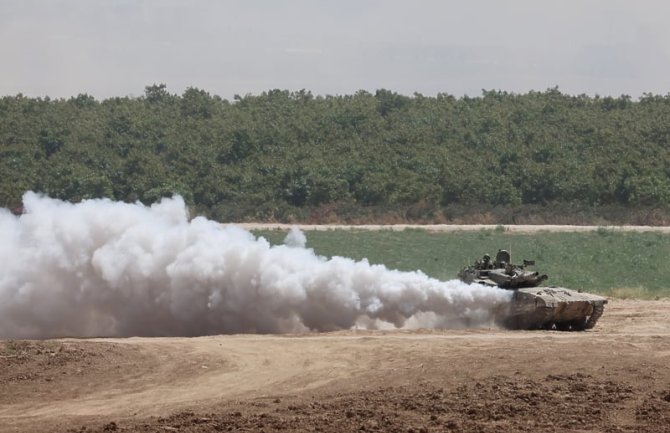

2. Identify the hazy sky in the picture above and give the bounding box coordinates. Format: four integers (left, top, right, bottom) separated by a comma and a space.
1, 0, 669, 99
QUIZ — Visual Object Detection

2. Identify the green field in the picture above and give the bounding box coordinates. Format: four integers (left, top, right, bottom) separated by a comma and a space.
253, 228, 670, 298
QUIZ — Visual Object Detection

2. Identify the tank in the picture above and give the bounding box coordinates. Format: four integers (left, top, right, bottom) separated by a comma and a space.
459, 250, 607, 331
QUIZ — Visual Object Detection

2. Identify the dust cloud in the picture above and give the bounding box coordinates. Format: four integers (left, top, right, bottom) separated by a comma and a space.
0, 193, 511, 338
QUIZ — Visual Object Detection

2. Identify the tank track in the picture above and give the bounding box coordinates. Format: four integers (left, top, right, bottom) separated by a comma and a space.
584, 304, 605, 329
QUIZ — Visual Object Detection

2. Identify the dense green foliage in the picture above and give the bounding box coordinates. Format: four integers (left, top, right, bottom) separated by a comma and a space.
255, 229, 670, 296
2, 85, 670, 222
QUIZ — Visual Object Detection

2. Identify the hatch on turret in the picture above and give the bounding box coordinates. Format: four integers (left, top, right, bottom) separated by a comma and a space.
495, 249, 510, 266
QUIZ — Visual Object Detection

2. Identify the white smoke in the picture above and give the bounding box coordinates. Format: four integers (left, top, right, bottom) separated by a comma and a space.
0, 193, 512, 339
283, 226, 307, 248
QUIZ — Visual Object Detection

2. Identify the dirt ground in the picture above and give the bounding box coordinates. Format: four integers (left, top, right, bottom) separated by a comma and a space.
1, 299, 669, 433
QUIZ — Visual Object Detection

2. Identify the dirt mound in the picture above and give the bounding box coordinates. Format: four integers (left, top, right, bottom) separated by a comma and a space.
71, 374, 668, 433
0, 340, 125, 377
0, 340, 151, 407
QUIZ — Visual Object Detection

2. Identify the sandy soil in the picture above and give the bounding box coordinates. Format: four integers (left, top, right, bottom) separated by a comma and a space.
1, 300, 669, 433
229, 223, 670, 233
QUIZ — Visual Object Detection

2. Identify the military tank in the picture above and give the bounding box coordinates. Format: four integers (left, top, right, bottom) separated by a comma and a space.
459, 250, 607, 331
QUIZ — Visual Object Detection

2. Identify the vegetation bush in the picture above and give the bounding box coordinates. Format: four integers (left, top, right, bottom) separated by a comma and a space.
2, 85, 670, 223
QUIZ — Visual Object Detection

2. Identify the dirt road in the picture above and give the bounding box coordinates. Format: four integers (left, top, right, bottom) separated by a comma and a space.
1, 299, 669, 433
230, 223, 670, 233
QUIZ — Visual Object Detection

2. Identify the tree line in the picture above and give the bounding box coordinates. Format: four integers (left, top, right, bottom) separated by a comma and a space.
1, 85, 670, 224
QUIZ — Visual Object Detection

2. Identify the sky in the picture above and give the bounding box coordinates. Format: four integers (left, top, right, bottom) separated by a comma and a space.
1, 0, 669, 99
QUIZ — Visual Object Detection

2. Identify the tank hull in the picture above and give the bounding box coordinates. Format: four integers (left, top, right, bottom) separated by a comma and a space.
498, 287, 607, 331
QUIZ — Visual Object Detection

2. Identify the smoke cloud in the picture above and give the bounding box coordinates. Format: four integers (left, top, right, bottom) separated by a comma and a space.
0, 193, 511, 339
